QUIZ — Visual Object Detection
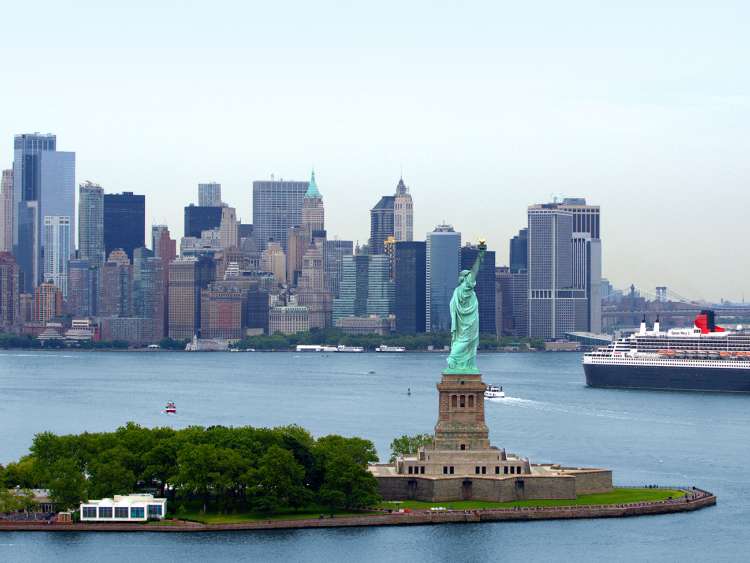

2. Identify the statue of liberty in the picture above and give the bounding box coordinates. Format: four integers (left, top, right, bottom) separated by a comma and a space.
446, 240, 486, 373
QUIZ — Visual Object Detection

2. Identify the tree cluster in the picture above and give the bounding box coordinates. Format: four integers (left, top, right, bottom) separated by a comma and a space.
232, 328, 540, 351
389, 434, 434, 462
0, 423, 382, 515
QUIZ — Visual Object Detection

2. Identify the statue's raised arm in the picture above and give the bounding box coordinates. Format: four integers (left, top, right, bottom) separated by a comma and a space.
446, 240, 487, 373
469, 242, 486, 282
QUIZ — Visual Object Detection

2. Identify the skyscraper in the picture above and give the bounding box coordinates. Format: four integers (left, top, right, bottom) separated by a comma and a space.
332, 253, 393, 323
394, 241, 426, 334
509, 228, 528, 273
78, 182, 105, 266
286, 225, 307, 285
301, 170, 324, 239
461, 244, 496, 335
200, 283, 245, 339
218, 206, 239, 250
104, 192, 145, 260
43, 215, 71, 298
369, 195, 395, 254
511, 270, 529, 337
333, 254, 371, 322
0, 252, 20, 329
198, 182, 222, 207
324, 239, 353, 298
295, 239, 332, 328
0, 170, 12, 252
556, 198, 602, 333
365, 253, 394, 318
99, 249, 133, 318
426, 224, 460, 332
527, 203, 587, 339
15, 201, 40, 292
252, 178, 308, 251
393, 177, 414, 242
39, 149, 76, 257
67, 258, 98, 317
12, 134, 75, 292
152, 225, 177, 261
151, 225, 176, 337
184, 204, 223, 239
168, 256, 216, 339
133, 249, 165, 340
261, 241, 286, 284
34, 281, 62, 323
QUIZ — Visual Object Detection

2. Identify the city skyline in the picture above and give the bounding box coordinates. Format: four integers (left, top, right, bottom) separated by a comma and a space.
2, 2, 749, 301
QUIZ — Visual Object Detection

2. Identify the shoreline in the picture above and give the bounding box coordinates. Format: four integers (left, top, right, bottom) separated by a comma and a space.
0, 348, 560, 354
0, 489, 716, 533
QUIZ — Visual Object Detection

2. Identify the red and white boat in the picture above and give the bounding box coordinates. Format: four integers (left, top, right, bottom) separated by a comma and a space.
163, 401, 177, 414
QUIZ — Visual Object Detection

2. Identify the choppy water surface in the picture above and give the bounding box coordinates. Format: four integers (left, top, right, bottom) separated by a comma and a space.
0, 351, 747, 562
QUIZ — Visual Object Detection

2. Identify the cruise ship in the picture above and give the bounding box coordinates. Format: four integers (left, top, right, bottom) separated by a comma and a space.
583, 310, 750, 393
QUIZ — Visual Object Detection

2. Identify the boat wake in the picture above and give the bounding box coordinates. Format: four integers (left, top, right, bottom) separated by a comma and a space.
488, 396, 694, 426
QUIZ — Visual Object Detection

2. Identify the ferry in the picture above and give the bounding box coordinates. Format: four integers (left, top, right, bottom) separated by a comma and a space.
295, 344, 363, 353
296, 344, 338, 352
375, 345, 406, 353
484, 385, 505, 399
164, 401, 177, 414
584, 310, 750, 393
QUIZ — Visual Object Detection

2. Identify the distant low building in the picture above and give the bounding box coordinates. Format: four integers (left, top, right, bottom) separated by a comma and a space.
65, 318, 95, 342
100, 316, 153, 344
37, 322, 64, 343
335, 315, 392, 335
80, 494, 166, 522
544, 340, 581, 352
269, 305, 309, 335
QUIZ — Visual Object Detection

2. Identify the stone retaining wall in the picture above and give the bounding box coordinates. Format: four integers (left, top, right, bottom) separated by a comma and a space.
0, 489, 716, 532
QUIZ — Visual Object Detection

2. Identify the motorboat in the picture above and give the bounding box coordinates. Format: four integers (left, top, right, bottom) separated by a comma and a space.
164, 401, 177, 414
484, 385, 505, 399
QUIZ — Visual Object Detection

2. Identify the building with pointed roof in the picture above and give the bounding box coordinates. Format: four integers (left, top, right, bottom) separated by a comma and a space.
394, 177, 413, 242
301, 169, 325, 240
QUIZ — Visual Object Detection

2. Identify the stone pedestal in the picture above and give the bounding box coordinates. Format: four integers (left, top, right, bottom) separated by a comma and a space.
433, 372, 489, 450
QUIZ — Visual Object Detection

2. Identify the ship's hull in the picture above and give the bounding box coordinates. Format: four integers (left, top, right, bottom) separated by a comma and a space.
584, 362, 750, 393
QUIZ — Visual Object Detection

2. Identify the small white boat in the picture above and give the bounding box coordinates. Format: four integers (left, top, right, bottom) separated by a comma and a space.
337, 345, 364, 353
484, 385, 505, 399
164, 401, 177, 414
375, 345, 406, 352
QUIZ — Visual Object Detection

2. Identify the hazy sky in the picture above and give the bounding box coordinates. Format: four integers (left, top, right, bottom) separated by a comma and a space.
1, 1, 748, 302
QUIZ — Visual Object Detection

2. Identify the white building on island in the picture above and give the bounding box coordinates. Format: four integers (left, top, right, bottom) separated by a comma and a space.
79, 494, 167, 522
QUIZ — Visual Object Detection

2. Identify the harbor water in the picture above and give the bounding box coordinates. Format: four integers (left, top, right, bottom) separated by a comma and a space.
0, 351, 747, 562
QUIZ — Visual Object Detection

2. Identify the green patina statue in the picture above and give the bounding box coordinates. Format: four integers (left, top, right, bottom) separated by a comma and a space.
446, 240, 486, 373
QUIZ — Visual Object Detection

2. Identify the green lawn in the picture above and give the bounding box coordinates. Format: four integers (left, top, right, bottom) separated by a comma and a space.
165, 488, 684, 524
174, 506, 378, 524
379, 488, 686, 511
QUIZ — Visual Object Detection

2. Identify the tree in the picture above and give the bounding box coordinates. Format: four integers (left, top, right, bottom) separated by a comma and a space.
389, 434, 434, 463
2, 457, 40, 489
250, 446, 309, 513
47, 459, 86, 510
0, 488, 35, 513
317, 452, 381, 511
142, 439, 179, 497
87, 456, 136, 500
315, 435, 378, 467
173, 443, 221, 513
